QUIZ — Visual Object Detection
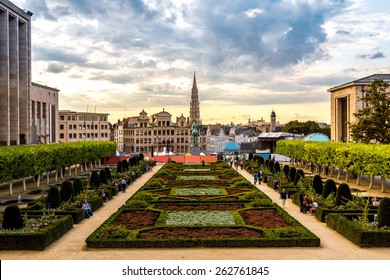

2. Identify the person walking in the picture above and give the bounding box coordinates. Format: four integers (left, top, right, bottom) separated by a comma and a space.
121, 177, 127, 193
254, 172, 258, 185
280, 188, 287, 209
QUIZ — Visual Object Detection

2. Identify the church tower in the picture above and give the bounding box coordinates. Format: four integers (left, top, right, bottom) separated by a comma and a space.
189, 72, 201, 125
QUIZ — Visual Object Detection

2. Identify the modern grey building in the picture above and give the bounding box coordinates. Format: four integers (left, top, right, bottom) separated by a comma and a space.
0, 0, 32, 145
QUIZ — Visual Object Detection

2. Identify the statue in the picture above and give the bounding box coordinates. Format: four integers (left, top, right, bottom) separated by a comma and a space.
191, 122, 199, 146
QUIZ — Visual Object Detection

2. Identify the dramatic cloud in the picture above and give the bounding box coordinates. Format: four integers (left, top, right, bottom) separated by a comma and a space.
10, 0, 390, 124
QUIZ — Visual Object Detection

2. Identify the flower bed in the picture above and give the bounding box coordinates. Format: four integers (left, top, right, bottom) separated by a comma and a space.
86, 162, 320, 248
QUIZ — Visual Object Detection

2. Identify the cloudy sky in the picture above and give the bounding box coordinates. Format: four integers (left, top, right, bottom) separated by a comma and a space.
12, 0, 390, 124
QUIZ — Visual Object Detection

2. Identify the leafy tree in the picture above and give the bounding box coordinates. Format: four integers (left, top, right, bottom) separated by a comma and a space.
350, 79, 390, 144
282, 120, 330, 137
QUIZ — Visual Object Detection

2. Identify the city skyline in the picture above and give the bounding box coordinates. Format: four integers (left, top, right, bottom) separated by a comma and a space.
11, 0, 390, 124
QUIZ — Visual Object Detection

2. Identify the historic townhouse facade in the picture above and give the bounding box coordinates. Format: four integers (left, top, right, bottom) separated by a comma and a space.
58, 110, 110, 143
122, 109, 191, 155
0, 0, 32, 145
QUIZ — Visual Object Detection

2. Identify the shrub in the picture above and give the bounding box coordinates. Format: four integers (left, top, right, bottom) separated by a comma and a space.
378, 197, 390, 228
258, 156, 265, 166
117, 161, 123, 173
60, 180, 74, 202
122, 159, 129, 171
47, 186, 61, 208
283, 165, 290, 179
133, 192, 155, 203
73, 178, 84, 195
274, 162, 281, 174
312, 175, 323, 195
99, 169, 108, 185
90, 171, 100, 188
288, 167, 296, 183
268, 160, 274, 173
126, 200, 148, 209
294, 169, 305, 185
104, 167, 112, 180
323, 179, 337, 199
2, 204, 23, 230
335, 183, 352, 206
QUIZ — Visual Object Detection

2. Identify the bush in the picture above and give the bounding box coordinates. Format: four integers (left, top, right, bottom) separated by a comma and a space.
126, 200, 148, 209
90, 171, 100, 188
117, 161, 123, 173
2, 204, 23, 230
378, 197, 390, 228
73, 178, 84, 195
312, 175, 323, 195
274, 162, 281, 174
47, 186, 61, 208
283, 165, 290, 179
335, 183, 352, 206
122, 159, 129, 171
294, 169, 305, 185
60, 180, 74, 202
268, 161, 274, 173
323, 179, 337, 199
105, 167, 112, 180
288, 167, 296, 183
99, 169, 108, 185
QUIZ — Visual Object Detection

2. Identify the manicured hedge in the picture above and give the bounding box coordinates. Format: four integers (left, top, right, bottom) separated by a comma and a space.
0, 215, 73, 250
326, 213, 390, 247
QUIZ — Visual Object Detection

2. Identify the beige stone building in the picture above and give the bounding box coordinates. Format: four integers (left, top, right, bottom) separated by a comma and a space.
30, 83, 59, 144
58, 110, 110, 143
327, 74, 390, 142
0, 0, 32, 145
122, 109, 191, 155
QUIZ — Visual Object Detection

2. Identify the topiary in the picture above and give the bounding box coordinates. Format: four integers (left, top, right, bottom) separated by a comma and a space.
288, 167, 296, 183
377, 197, 390, 228
283, 165, 290, 179
117, 161, 123, 173
258, 156, 265, 166
335, 183, 352, 206
274, 162, 281, 174
104, 167, 111, 181
2, 204, 23, 230
60, 180, 74, 202
122, 159, 129, 171
99, 170, 108, 185
73, 178, 84, 195
47, 186, 61, 208
268, 160, 274, 173
312, 175, 323, 195
294, 169, 305, 185
323, 179, 337, 199
90, 170, 100, 188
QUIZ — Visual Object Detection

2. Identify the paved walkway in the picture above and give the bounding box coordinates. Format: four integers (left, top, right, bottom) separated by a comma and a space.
0, 163, 390, 260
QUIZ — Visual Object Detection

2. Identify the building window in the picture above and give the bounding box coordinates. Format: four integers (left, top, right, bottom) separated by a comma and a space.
60, 115, 64, 121
60, 124, 64, 130
69, 133, 73, 139
42, 102, 47, 119
69, 124, 72, 130
60, 133, 64, 139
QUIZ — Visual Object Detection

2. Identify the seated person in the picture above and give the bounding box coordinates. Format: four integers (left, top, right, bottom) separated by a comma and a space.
82, 200, 93, 218
309, 199, 319, 215
99, 189, 108, 202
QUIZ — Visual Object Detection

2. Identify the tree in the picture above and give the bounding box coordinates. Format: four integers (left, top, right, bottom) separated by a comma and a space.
350, 79, 390, 144
282, 120, 330, 137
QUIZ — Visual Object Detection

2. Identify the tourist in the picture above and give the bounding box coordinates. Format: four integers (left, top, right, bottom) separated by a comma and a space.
299, 191, 305, 213
280, 188, 287, 209
99, 189, 108, 202
82, 200, 93, 218
121, 177, 127, 193
240, 159, 244, 170
258, 170, 262, 184
373, 198, 380, 206
254, 172, 258, 185
309, 198, 319, 215
273, 178, 279, 191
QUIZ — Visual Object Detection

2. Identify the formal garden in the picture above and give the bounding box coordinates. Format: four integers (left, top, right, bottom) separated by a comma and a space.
85, 161, 320, 248
0, 141, 151, 250
240, 140, 390, 247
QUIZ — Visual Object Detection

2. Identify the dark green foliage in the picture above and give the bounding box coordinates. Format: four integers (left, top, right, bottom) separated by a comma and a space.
99, 169, 108, 185
335, 183, 352, 206
139, 154, 144, 161
90, 170, 100, 188
283, 165, 290, 178
2, 204, 23, 230
258, 156, 265, 166
288, 167, 296, 182
294, 169, 305, 185
73, 178, 84, 195
268, 160, 274, 173
312, 175, 323, 195
248, 153, 253, 161
60, 180, 74, 202
122, 159, 129, 171
378, 197, 390, 228
47, 186, 61, 208
104, 167, 111, 180
323, 179, 337, 198
274, 162, 281, 174
117, 161, 123, 173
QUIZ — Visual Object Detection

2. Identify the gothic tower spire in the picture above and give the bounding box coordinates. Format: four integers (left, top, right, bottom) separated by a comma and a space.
190, 71, 201, 125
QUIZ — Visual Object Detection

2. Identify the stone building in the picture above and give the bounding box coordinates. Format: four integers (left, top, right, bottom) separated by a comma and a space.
122, 109, 191, 155
58, 110, 110, 143
30, 83, 59, 144
327, 74, 390, 142
0, 0, 32, 145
